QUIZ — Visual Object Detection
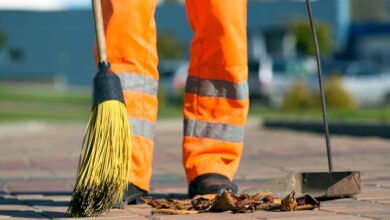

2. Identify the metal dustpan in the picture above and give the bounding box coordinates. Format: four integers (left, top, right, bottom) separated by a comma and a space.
245, 0, 361, 199
298, 171, 360, 198
303, 0, 361, 198
243, 171, 361, 199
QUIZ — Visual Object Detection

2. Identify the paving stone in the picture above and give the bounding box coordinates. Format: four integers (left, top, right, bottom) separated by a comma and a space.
102, 209, 139, 218
14, 194, 46, 200
264, 215, 371, 220
0, 204, 46, 218
0, 196, 24, 206
43, 195, 70, 202
0, 194, 56, 218
152, 210, 355, 220
125, 204, 153, 216
343, 210, 390, 219
236, 163, 285, 180
236, 178, 277, 193
49, 169, 78, 179
149, 174, 188, 194
0, 121, 389, 219
23, 198, 69, 208
249, 210, 364, 220
355, 185, 390, 200
39, 208, 67, 219
375, 199, 390, 205
150, 185, 187, 195
94, 216, 147, 220
153, 212, 256, 220
0, 182, 6, 195
361, 170, 390, 181
152, 164, 186, 178
320, 199, 390, 212
0, 210, 46, 219
364, 179, 390, 189
5, 180, 72, 194
0, 169, 53, 179
0, 158, 30, 170
28, 157, 78, 170
151, 174, 186, 184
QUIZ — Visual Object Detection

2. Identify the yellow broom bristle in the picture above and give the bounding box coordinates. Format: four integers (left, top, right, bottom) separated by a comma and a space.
67, 100, 132, 217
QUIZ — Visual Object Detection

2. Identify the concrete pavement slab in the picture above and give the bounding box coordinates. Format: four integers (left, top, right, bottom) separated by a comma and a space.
0, 120, 389, 219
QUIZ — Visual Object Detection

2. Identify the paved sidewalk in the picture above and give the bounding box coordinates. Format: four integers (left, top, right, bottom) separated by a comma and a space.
0, 119, 389, 219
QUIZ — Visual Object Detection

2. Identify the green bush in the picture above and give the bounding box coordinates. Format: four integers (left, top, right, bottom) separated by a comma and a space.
320, 74, 357, 109
283, 75, 357, 110
157, 84, 168, 108
283, 80, 315, 109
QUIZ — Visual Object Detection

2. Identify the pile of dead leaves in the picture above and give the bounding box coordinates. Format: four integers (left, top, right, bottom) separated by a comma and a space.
143, 190, 320, 215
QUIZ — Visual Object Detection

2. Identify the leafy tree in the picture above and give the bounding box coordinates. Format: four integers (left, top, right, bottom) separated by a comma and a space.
0, 28, 5, 49
290, 21, 332, 56
157, 32, 185, 60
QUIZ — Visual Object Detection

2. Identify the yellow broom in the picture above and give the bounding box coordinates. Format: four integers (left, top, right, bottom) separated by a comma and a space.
67, 0, 132, 217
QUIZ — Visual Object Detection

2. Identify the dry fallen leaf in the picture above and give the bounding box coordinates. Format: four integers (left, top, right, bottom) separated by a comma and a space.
152, 209, 199, 215
193, 194, 218, 200
261, 195, 275, 203
142, 197, 191, 210
295, 194, 320, 210
192, 197, 214, 211
234, 193, 263, 213
144, 190, 319, 215
281, 191, 297, 211
273, 198, 282, 205
296, 194, 320, 207
256, 203, 281, 211
295, 204, 318, 211
210, 190, 236, 212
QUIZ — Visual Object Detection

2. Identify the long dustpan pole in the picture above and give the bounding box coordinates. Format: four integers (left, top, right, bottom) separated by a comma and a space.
305, 0, 333, 172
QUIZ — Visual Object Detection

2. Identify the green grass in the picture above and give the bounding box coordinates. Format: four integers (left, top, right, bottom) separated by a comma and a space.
0, 85, 91, 122
0, 85, 389, 123
249, 105, 390, 123
0, 112, 89, 122
156, 104, 390, 123
0, 85, 184, 122
0, 86, 90, 105
158, 104, 183, 119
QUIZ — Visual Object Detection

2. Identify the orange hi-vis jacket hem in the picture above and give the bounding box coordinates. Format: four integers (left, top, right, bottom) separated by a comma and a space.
100, 0, 248, 191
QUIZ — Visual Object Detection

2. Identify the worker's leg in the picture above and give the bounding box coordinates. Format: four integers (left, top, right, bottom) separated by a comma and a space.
183, 0, 249, 183
101, 0, 158, 191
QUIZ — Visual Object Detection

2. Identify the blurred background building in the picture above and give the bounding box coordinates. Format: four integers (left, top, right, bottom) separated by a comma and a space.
0, 0, 349, 84
0, 0, 389, 108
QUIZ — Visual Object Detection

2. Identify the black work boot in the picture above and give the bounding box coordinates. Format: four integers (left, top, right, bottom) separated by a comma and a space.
188, 173, 238, 198
114, 183, 147, 209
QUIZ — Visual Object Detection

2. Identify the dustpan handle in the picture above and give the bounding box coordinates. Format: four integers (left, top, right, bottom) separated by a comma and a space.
92, 0, 108, 63
305, 0, 333, 172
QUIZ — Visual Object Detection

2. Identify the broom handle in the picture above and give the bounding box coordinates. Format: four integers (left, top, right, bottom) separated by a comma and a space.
305, 0, 333, 172
92, 0, 107, 63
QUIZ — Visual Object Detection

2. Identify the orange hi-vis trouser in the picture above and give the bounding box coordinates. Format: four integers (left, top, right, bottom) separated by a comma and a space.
101, 0, 249, 191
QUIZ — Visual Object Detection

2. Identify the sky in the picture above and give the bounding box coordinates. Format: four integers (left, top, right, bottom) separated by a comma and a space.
0, 0, 170, 11
0, 0, 316, 11
0, 0, 91, 11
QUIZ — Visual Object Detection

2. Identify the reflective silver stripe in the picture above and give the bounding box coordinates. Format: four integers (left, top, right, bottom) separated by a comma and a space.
184, 119, 244, 143
185, 76, 249, 100
117, 73, 158, 96
129, 117, 155, 140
